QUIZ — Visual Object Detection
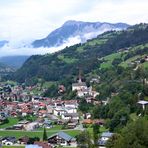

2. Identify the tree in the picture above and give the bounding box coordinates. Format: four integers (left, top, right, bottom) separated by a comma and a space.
43, 127, 47, 141
106, 118, 148, 148
93, 124, 100, 146
27, 137, 40, 144
77, 131, 94, 148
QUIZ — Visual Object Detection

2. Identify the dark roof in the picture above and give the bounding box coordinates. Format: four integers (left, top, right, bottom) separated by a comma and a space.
48, 131, 75, 142
101, 132, 113, 138
72, 82, 86, 87
63, 113, 79, 117
58, 131, 75, 141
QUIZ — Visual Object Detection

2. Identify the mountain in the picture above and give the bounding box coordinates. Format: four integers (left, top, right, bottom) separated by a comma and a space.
32, 20, 130, 48
0, 40, 8, 48
0, 56, 30, 69
12, 23, 148, 83
0, 62, 15, 75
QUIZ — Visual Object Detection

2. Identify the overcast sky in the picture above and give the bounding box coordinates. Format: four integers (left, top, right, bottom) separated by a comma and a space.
0, 0, 148, 56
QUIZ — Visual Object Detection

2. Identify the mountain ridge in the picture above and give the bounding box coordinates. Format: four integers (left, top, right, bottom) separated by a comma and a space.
32, 20, 130, 48
0, 56, 30, 69
12, 23, 148, 83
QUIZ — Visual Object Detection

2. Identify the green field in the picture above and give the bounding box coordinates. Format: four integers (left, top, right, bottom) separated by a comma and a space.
0, 118, 19, 129
86, 125, 108, 138
58, 55, 78, 64
0, 130, 81, 139
100, 52, 124, 69
2, 146, 25, 148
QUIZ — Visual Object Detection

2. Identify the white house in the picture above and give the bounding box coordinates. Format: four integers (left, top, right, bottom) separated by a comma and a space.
98, 132, 114, 146
72, 80, 87, 91
53, 107, 66, 116
48, 131, 77, 147
65, 107, 77, 114
61, 113, 79, 121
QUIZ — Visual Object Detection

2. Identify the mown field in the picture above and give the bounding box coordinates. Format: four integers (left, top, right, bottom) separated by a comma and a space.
0, 129, 81, 139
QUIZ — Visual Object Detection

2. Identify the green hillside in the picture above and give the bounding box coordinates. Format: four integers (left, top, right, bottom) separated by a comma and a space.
11, 23, 148, 84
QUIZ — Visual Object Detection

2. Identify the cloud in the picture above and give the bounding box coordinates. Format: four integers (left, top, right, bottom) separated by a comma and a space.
0, 36, 81, 57
0, 0, 97, 41
0, 0, 148, 56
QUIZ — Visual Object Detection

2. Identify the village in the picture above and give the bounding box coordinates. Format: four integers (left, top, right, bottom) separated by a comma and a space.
0, 75, 116, 148
0, 67, 148, 148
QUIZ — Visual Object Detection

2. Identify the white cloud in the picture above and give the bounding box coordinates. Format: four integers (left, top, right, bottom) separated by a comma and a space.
0, 36, 81, 57
0, 0, 148, 56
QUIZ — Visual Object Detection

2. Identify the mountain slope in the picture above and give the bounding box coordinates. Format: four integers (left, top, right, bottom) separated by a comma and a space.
0, 62, 15, 75
0, 56, 29, 69
13, 23, 148, 83
32, 20, 129, 48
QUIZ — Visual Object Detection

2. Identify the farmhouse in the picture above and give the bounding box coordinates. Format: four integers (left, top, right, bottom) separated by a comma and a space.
98, 132, 114, 146
48, 131, 77, 147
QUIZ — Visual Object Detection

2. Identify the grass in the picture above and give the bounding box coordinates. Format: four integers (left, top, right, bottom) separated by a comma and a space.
2, 146, 25, 148
0, 118, 19, 129
0, 130, 81, 139
144, 96, 148, 101
58, 55, 78, 64
130, 113, 139, 121
86, 125, 108, 138
37, 125, 63, 131
142, 61, 148, 68
100, 52, 124, 69
76, 46, 84, 53
86, 39, 107, 46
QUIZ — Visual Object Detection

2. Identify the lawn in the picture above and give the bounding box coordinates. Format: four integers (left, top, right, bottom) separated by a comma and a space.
0, 130, 81, 139
130, 113, 139, 121
0, 118, 19, 129
100, 52, 124, 69
37, 125, 63, 131
2, 146, 25, 148
86, 125, 108, 138
57, 55, 78, 64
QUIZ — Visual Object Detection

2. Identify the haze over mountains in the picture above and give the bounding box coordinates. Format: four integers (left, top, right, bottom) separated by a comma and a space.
0, 56, 29, 69
0, 20, 130, 57
32, 20, 130, 48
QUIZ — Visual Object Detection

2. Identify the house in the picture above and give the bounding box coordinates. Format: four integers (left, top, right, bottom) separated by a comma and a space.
98, 132, 114, 146
2, 137, 16, 145
72, 77, 87, 92
137, 100, 148, 110
65, 106, 77, 114
53, 107, 66, 116
64, 100, 78, 109
34, 141, 52, 148
43, 119, 53, 129
18, 136, 29, 144
82, 119, 93, 124
24, 122, 39, 131
48, 131, 77, 147
67, 122, 77, 129
61, 113, 79, 121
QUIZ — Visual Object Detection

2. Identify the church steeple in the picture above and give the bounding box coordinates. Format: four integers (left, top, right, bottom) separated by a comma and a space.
78, 68, 82, 83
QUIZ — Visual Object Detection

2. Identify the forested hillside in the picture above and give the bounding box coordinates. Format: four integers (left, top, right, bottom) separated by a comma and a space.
12, 23, 148, 84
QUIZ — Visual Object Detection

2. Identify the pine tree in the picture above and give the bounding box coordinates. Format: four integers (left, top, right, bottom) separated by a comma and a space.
43, 127, 47, 141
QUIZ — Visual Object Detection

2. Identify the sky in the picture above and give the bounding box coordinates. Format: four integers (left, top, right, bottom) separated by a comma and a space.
0, 0, 148, 56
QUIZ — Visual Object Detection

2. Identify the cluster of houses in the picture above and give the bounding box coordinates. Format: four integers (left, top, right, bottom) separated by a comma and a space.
72, 77, 100, 104
0, 75, 117, 148
0, 131, 114, 148
0, 131, 77, 147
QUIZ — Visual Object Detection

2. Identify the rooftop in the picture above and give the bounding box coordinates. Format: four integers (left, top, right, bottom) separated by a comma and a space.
138, 100, 148, 105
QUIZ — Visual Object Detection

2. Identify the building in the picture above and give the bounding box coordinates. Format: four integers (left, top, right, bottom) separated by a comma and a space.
48, 131, 77, 147
98, 132, 114, 146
